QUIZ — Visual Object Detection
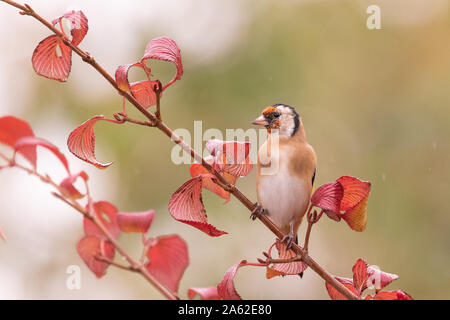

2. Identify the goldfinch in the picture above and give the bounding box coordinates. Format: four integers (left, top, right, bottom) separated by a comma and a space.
251, 104, 317, 249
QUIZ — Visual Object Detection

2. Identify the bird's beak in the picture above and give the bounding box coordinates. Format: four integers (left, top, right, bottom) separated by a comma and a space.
252, 115, 268, 126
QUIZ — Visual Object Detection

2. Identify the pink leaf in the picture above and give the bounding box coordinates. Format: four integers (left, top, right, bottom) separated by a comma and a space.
32, 35, 72, 82
366, 265, 399, 291
141, 37, 183, 89
14, 136, 70, 174
145, 235, 189, 293
84, 201, 120, 240
67, 115, 120, 169
0, 116, 36, 167
325, 277, 359, 300
53, 10, 88, 46
217, 260, 247, 300
117, 210, 155, 233
168, 176, 227, 237
188, 287, 221, 300
311, 182, 344, 213
205, 139, 224, 156
76, 235, 115, 278
337, 176, 371, 232
266, 239, 308, 278
59, 171, 88, 199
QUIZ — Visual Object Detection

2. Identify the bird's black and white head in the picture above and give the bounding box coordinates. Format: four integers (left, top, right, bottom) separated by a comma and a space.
252, 103, 300, 137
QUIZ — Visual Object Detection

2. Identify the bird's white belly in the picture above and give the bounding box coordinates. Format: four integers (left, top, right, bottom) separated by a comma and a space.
257, 163, 309, 231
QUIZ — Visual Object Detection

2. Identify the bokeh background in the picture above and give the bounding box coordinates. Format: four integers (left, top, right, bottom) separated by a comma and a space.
0, 0, 449, 299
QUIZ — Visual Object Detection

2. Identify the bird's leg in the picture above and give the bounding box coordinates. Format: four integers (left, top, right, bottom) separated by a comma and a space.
281, 221, 296, 250
250, 203, 267, 220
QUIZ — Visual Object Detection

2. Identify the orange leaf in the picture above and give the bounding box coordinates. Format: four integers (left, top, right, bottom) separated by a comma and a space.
337, 176, 371, 232
325, 277, 359, 300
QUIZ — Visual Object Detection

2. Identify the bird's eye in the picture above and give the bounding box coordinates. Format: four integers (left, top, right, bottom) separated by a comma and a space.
273, 112, 280, 118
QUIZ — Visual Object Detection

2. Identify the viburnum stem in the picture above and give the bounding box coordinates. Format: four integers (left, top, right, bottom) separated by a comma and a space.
154, 81, 162, 121
263, 256, 302, 264
1, 0, 358, 300
95, 255, 139, 272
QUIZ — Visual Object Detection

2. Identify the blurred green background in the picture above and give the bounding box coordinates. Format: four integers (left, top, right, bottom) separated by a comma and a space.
0, 0, 449, 299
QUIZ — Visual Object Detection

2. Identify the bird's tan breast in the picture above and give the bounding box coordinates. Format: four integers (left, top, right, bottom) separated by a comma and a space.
256, 139, 316, 233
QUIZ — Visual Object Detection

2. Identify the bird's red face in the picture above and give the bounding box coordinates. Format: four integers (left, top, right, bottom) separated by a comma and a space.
252, 104, 301, 137
252, 106, 281, 133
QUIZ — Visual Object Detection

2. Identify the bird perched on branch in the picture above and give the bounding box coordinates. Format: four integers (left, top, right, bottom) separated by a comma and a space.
251, 104, 317, 249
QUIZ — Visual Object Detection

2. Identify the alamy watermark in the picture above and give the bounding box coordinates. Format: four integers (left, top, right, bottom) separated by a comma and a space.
170, 121, 280, 175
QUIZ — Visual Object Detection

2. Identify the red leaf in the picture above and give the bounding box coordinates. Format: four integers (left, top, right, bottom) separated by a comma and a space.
0, 116, 36, 167
141, 37, 183, 89
76, 235, 115, 278
352, 258, 371, 295
189, 155, 236, 202
59, 171, 88, 199
366, 265, 399, 291
208, 140, 253, 177
130, 80, 159, 108
114, 63, 159, 109
372, 290, 413, 300
266, 239, 308, 278
188, 287, 221, 300
396, 291, 414, 300
84, 201, 120, 240
311, 182, 344, 213
32, 35, 72, 82
168, 176, 227, 237
117, 210, 155, 233
67, 115, 120, 169
53, 10, 88, 46
14, 136, 70, 174
325, 277, 359, 300
325, 210, 342, 222
337, 176, 371, 232
145, 235, 189, 293
217, 260, 248, 300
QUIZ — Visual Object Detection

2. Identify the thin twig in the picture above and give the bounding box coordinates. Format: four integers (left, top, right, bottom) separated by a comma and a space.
95, 255, 139, 272
1, 0, 358, 300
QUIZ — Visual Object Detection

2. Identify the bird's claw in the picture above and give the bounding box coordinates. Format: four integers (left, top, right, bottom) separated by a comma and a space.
281, 233, 295, 250
250, 203, 266, 220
